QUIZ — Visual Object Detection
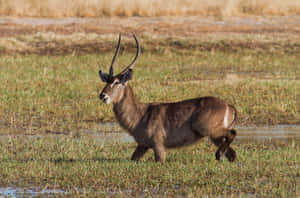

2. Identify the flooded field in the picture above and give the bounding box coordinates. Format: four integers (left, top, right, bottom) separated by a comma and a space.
0, 124, 298, 197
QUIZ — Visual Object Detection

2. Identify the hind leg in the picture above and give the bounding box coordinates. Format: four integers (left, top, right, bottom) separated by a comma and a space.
212, 136, 229, 161
131, 145, 149, 161
225, 147, 236, 162
211, 129, 237, 162
225, 129, 237, 162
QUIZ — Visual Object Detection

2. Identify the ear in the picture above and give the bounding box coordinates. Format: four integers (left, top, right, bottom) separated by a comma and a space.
99, 70, 110, 82
119, 69, 133, 84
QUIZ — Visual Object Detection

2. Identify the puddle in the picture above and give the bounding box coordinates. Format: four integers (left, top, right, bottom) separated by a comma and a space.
83, 125, 300, 144
88, 124, 300, 144
78, 124, 300, 145
0, 187, 67, 197
88, 131, 134, 143
235, 125, 300, 143
0, 124, 299, 144
0, 186, 165, 197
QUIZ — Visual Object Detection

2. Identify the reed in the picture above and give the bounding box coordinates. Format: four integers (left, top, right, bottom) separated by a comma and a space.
0, 0, 300, 17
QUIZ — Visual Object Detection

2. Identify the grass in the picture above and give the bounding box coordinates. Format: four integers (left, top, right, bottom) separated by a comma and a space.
0, 135, 298, 197
0, 46, 299, 134
1, 0, 300, 17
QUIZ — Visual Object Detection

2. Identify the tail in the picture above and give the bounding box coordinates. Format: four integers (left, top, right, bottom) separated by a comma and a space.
230, 129, 237, 136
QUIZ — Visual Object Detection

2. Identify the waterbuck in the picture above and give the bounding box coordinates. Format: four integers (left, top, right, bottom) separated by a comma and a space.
99, 34, 238, 163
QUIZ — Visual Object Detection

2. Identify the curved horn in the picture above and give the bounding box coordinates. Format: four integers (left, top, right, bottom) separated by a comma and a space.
120, 34, 140, 74
109, 33, 121, 76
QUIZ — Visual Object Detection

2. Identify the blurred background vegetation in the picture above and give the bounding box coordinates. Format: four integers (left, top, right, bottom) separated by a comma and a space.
0, 0, 300, 17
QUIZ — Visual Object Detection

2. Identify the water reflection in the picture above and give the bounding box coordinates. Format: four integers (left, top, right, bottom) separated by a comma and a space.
0, 187, 67, 197
90, 124, 300, 144
235, 125, 300, 143
0, 124, 299, 144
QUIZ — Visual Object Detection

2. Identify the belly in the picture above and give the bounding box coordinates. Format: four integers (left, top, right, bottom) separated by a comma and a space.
164, 124, 203, 148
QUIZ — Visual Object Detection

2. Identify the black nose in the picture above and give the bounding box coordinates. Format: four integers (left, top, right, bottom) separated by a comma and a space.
99, 93, 105, 100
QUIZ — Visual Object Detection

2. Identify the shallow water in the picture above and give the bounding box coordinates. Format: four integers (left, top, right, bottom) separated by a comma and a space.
0, 124, 299, 144
86, 124, 300, 144
235, 125, 300, 143
0, 187, 67, 197
0, 187, 149, 197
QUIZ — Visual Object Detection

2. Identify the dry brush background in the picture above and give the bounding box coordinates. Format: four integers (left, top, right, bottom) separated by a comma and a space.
1, 0, 300, 17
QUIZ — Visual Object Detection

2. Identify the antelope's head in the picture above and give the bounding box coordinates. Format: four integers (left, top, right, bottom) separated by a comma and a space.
99, 34, 140, 104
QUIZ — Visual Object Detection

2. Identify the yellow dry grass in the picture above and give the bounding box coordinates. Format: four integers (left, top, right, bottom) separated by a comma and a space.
0, 0, 300, 17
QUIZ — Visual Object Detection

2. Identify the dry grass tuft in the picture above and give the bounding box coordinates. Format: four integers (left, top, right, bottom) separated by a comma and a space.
0, 0, 300, 17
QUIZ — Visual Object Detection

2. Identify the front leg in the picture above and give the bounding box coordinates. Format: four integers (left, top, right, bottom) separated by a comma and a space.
131, 145, 149, 161
153, 144, 166, 163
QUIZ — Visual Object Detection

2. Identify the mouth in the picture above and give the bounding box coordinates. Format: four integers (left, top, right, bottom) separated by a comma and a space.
100, 93, 111, 104
102, 98, 108, 103
102, 97, 111, 104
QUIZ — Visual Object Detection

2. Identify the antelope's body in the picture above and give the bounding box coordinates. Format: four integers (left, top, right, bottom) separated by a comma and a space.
99, 34, 238, 163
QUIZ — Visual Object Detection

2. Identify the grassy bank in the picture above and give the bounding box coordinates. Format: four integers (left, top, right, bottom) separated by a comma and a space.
0, 46, 299, 134
0, 135, 298, 197
1, 0, 300, 17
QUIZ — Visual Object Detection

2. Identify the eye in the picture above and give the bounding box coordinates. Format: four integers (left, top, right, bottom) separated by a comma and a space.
113, 80, 121, 85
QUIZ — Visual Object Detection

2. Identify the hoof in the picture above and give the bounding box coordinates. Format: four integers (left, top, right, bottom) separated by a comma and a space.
225, 148, 236, 162
215, 151, 222, 161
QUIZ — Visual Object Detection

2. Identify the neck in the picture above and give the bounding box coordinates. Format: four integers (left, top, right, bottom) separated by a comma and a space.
113, 85, 148, 132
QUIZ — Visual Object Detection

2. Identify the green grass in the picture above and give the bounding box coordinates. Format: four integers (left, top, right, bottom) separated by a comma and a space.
0, 135, 298, 197
0, 48, 299, 134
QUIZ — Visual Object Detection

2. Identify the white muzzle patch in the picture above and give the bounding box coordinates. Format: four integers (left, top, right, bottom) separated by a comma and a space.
102, 94, 111, 104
